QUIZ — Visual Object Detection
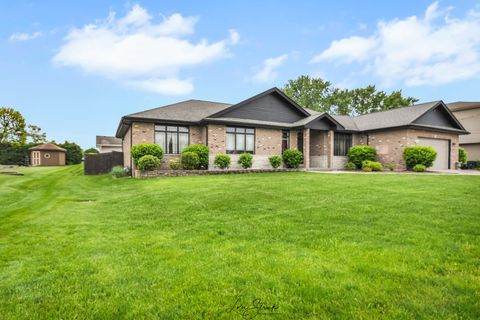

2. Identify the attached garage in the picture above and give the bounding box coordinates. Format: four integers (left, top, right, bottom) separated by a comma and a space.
417, 138, 450, 170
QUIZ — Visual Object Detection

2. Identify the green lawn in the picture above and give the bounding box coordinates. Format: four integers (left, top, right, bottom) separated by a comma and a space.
0, 166, 479, 319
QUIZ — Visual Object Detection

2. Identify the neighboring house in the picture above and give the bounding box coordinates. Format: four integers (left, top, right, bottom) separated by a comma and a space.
29, 143, 66, 166
96, 136, 122, 153
116, 87, 468, 174
447, 102, 480, 161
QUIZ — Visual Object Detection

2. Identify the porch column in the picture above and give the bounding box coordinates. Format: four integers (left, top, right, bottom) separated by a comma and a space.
327, 130, 334, 168
303, 128, 310, 169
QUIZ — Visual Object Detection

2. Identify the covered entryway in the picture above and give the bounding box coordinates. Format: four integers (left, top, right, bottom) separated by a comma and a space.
417, 138, 450, 170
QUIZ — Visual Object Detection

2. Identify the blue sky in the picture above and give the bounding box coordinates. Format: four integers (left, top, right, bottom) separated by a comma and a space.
1, 0, 480, 148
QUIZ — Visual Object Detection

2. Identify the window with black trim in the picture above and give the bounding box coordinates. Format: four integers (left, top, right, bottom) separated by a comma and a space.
226, 127, 255, 154
154, 125, 189, 154
334, 132, 352, 156
282, 130, 290, 153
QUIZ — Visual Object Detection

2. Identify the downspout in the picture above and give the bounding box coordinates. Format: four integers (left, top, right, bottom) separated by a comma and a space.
366, 133, 370, 145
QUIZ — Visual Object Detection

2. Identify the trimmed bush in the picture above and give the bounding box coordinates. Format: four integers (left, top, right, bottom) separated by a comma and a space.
137, 155, 160, 171
214, 154, 231, 169
282, 149, 303, 168
182, 144, 209, 169
238, 153, 253, 169
269, 156, 282, 169
362, 160, 383, 171
413, 164, 427, 172
362, 166, 372, 172
347, 145, 376, 169
131, 144, 163, 166
84, 148, 99, 154
110, 165, 129, 178
344, 162, 356, 170
168, 158, 181, 170
181, 152, 199, 170
387, 164, 396, 171
403, 146, 437, 169
459, 147, 467, 164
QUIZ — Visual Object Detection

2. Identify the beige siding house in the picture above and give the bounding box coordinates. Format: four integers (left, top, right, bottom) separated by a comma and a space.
116, 88, 468, 175
96, 136, 122, 153
447, 102, 480, 161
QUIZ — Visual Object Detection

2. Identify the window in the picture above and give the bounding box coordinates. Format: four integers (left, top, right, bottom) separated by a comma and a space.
334, 133, 352, 156
282, 130, 290, 153
155, 125, 189, 154
226, 127, 255, 154
44, 153, 51, 159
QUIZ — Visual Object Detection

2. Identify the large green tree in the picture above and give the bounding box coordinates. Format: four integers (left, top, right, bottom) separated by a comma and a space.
282, 75, 418, 116
26, 124, 47, 143
59, 141, 83, 165
0, 107, 26, 144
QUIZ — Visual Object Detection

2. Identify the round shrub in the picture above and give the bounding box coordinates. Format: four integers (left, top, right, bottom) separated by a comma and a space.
362, 166, 372, 172
131, 144, 163, 166
238, 153, 253, 169
413, 164, 426, 172
110, 165, 129, 178
403, 146, 437, 169
182, 144, 209, 169
387, 164, 396, 171
459, 147, 467, 164
181, 152, 199, 170
214, 154, 231, 169
168, 158, 181, 170
282, 149, 303, 168
362, 160, 383, 171
137, 155, 161, 171
347, 145, 376, 169
269, 156, 282, 169
344, 162, 356, 170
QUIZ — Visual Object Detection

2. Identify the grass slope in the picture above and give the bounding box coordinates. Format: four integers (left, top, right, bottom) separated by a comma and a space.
0, 165, 479, 319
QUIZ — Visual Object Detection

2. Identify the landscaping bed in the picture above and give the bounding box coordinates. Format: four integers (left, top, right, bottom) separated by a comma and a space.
135, 167, 303, 178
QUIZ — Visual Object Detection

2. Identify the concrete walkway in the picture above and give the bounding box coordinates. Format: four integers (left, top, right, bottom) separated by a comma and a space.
307, 169, 480, 175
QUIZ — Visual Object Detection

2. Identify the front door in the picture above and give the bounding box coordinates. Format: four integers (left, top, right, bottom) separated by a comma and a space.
297, 130, 303, 154
31, 151, 41, 166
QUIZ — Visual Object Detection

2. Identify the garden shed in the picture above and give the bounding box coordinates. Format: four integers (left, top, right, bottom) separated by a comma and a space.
29, 143, 66, 166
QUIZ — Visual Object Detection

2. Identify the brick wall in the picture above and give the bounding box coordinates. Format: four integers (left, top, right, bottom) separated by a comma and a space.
122, 126, 131, 169
255, 128, 282, 155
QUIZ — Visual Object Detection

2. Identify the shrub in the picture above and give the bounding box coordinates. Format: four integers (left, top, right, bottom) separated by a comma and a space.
403, 146, 437, 169
269, 156, 282, 169
362, 166, 372, 172
131, 144, 163, 167
413, 164, 427, 172
344, 162, 356, 170
84, 148, 99, 154
181, 152, 199, 170
168, 158, 181, 170
282, 149, 303, 168
238, 153, 253, 169
347, 145, 376, 169
59, 141, 83, 165
137, 155, 160, 171
0, 142, 38, 165
214, 154, 231, 169
387, 163, 396, 171
362, 160, 383, 171
110, 165, 129, 178
182, 144, 209, 169
459, 147, 467, 164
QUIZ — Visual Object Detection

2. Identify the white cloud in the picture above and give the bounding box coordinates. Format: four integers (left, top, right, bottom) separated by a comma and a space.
9, 31, 42, 42
53, 4, 238, 95
311, 1, 480, 87
252, 54, 288, 83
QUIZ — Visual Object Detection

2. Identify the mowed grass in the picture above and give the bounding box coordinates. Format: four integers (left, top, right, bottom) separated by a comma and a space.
0, 166, 479, 319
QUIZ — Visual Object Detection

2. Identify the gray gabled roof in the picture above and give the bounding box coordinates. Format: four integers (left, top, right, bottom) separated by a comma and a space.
126, 99, 232, 122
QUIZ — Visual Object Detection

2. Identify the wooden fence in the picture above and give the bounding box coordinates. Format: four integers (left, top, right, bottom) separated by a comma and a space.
84, 152, 124, 175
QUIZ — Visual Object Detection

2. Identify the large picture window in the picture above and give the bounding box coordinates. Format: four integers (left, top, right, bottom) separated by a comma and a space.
334, 132, 352, 156
226, 127, 255, 154
155, 125, 189, 154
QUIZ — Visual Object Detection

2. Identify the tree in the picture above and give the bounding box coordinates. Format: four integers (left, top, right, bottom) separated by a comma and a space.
26, 124, 47, 143
282, 76, 418, 116
84, 148, 99, 154
59, 141, 83, 165
0, 107, 26, 144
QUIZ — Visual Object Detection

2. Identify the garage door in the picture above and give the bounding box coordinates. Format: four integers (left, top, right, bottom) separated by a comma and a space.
417, 138, 450, 170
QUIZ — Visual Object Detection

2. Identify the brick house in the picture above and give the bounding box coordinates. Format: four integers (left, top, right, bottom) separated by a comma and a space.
115, 88, 468, 174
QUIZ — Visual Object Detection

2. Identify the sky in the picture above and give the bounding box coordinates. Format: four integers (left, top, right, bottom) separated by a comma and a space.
1, 0, 480, 148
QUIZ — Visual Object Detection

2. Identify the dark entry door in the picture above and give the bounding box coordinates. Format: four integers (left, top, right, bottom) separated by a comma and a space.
297, 130, 303, 154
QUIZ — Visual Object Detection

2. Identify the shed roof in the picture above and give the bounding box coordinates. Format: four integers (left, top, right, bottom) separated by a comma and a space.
29, 143, 66, 152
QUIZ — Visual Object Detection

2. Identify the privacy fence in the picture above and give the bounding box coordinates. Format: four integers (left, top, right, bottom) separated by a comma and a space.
84, 151, 123, 175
